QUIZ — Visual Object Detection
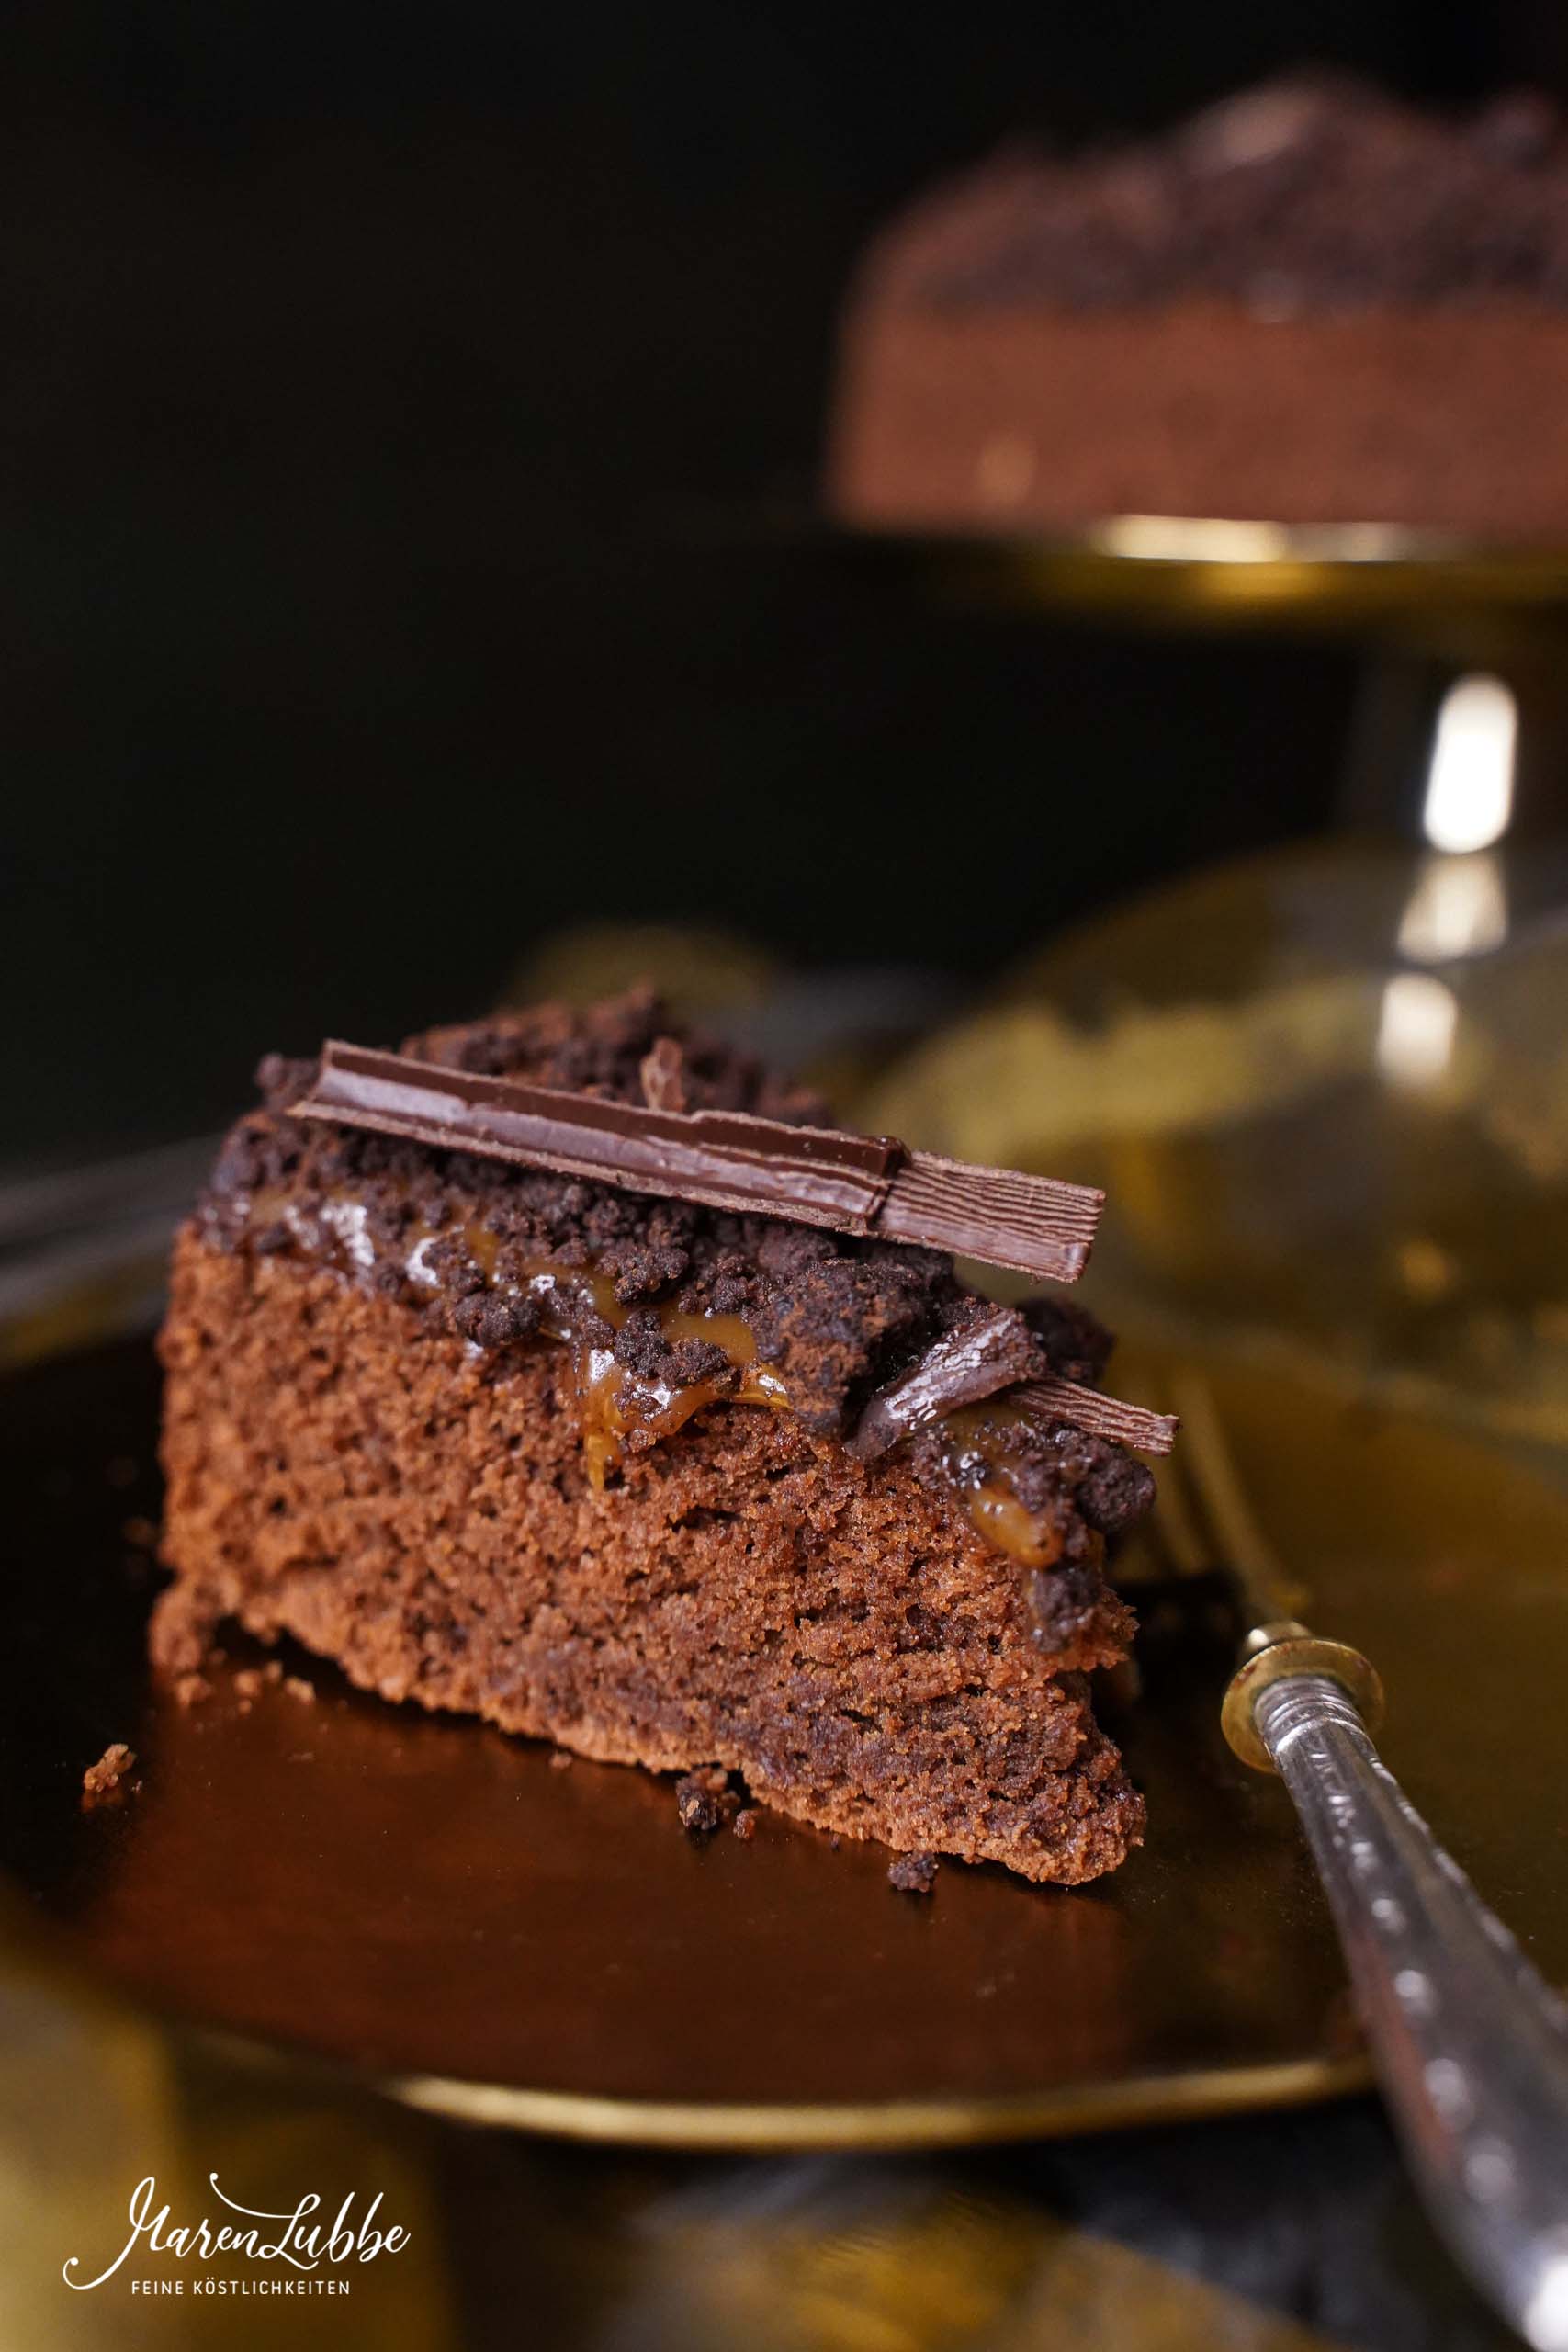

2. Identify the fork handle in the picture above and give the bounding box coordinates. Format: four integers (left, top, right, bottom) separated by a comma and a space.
1256, 1674, 1568, 2349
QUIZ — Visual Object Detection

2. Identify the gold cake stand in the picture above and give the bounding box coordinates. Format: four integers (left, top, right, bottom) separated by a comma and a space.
866, 513, 1568, 625
848, 511, 1568, 842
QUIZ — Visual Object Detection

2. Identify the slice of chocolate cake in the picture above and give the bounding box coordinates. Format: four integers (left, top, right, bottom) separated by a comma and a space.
155, 992, 1159, 1885
829, 75, 1568, 539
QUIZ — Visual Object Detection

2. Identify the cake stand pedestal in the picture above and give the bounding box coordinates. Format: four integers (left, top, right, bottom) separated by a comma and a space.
885, 514, 1568, 840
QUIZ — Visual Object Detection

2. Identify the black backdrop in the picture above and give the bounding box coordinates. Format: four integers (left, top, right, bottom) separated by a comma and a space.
6, 1, 1562, 1153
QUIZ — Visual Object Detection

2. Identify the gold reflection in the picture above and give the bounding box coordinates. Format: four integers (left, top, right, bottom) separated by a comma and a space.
867, 839, 1568, 1446
1087, 514, 1418, 567
1375, 973, 1459, 1089
593, 2165, 1347, 2352
1396, 852, 1508, 964
1421, 674, 1517, 854
1092, 515, 1300, 565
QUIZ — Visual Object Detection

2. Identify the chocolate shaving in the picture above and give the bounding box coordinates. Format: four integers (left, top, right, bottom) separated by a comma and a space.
1011, 1375, 1179, 1456
879, 1152, 1099, 1283
851, 1306, 1044, 1459
295, 1040, 899, 1228
639, 1036, 688, 1114
289, 1041, 1102, 1283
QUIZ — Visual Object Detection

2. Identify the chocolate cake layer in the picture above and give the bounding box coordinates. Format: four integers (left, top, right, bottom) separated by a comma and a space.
156, 991, 1154, 1883
157, 1240, 1142, 1882
829, 77, 1568, 537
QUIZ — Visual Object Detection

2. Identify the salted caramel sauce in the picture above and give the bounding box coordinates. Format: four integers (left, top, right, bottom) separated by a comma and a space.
509, 1262, 788, 1487
238, 1183, 788, 1488
232, 1183, 1066, 1554
936, 1401, 1066, 1570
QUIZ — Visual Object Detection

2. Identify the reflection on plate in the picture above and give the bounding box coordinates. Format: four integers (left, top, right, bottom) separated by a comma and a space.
3, 1307, 1564, 2150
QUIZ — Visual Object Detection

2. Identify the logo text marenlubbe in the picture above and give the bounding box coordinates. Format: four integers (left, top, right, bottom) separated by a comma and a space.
63, 2176, 410, 2290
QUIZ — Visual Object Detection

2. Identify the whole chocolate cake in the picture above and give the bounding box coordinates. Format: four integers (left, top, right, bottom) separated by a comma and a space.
829, 75, 1568, 539
155, 991, 1160, 1885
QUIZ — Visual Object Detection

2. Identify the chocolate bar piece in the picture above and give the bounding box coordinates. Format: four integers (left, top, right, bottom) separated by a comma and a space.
290, 1038, 1104, 1283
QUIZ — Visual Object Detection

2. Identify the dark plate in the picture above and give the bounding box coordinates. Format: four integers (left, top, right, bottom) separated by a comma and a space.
3, 1325, 1562, 2148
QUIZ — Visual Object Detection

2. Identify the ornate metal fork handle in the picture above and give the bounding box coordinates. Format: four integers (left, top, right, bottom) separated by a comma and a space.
1161, 1371, 1568, 2342
1235, 1658, 1568, 2348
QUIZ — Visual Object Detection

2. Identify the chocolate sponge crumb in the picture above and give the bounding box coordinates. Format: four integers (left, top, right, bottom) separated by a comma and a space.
731, 1807, 758, 1841
158, 1212, 1145, 1884
676, 1765, 740, 1836
888, 1850, 940, 1894
82, 1744, 138, 1809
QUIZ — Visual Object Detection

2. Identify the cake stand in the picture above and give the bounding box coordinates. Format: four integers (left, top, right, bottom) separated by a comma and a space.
898, 513, 1568, 621
863, 514, 1568, 839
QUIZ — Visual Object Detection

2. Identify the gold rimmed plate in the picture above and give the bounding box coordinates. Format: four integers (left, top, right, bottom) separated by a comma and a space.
3, 1287, 1564, 2149
829, 514, 1568, 628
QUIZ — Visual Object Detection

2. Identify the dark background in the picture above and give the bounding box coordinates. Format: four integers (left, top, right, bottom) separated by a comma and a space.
7, 1, 1566, 1155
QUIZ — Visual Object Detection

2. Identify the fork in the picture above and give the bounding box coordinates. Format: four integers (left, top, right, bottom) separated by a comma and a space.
1145, 1373, 1568, 2351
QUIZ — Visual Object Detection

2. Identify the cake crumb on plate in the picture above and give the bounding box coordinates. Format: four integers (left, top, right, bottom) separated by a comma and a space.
887, 1851, 939, 1895
81, 1744, 138, 1809
675, 1766, 739, 1836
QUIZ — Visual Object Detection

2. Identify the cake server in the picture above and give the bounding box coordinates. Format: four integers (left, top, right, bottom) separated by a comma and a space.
1150, 1374, 1568, 2351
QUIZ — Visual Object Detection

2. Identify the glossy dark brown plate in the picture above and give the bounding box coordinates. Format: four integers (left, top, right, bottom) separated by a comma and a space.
3, 1323, 1562, 2148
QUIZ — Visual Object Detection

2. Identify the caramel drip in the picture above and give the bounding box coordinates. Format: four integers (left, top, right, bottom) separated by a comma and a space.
233, 1185, 1070, 1555
936, 1402, 1067, 1570
240, 1184, 789, 1489
513, 1261, 787, 1487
